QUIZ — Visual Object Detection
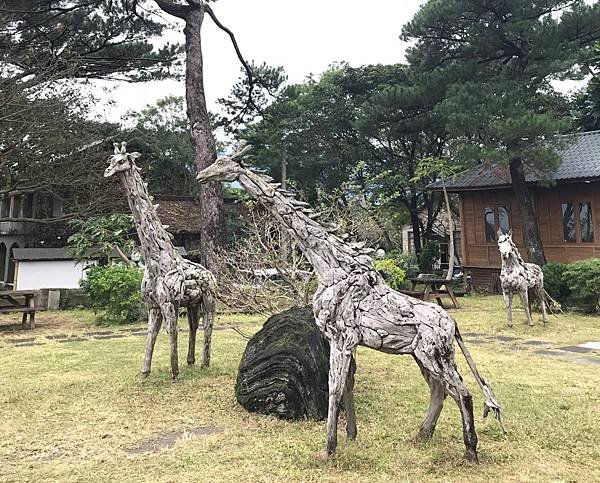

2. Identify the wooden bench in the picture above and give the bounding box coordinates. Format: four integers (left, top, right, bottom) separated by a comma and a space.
407, 277, 462, 309
0, 290, 39, 329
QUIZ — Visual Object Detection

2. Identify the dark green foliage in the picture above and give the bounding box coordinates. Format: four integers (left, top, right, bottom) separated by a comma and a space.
385, 250, 420, 280
80, 264, 144, 325
125, 96, 197, 197
564, 259, 600, 313
417, 240, 440, 273
542, 262, 571, 304
235, 307, 332, 421
67, 214, 134, 262
374, 259, 406, 291
239, 63, 448, 252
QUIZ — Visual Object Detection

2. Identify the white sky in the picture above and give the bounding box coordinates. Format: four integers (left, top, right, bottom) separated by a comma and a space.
94, 0, 425, 123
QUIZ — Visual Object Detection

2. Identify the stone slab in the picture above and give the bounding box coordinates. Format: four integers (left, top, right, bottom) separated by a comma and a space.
577, 342, 600, 350
558, 346, 594, 353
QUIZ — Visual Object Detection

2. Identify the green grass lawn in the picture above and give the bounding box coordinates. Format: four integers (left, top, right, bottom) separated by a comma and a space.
0, 296, 599, 482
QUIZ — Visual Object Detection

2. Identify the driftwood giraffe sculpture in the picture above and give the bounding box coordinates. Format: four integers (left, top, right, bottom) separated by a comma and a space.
197, 146, 504, 462
105, 142, 217, 378
498, 230, 548, 327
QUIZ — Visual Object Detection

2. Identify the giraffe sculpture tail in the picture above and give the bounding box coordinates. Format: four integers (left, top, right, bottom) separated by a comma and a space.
454, 324, 507, 434
543, 289, 563, 316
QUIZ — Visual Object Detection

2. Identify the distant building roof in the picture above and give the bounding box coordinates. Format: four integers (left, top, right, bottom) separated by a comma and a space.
428, 130, 600, 191
154, 196, 202, 235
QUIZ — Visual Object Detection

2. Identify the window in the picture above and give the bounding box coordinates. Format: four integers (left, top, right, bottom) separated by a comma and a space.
484, 207, 495, 242
484, 206, 510, 242
498, 206, 510, 234
579, 202, 594, 242
407, 231, 414, 253
561, 203, 576, 242
562, 200, 594, 243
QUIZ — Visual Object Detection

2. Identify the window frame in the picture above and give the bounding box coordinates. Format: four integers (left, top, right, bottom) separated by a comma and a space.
561, 198, 594, 244
483, 204, 511, 244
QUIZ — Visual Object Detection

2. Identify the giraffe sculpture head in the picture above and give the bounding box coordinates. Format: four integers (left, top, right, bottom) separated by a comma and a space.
104, 141, 141, 177
497, 229, 515, 260
196, 143, 252, 183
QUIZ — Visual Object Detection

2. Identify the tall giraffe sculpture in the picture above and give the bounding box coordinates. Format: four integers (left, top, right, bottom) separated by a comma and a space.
197, 145, 504, 462
497, 230, 548, 327
105, 142, 217, 379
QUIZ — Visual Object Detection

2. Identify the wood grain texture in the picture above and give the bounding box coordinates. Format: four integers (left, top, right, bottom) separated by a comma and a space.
105, 142, 217, 379
498, 231, 548, 327
197, 145, 505, 461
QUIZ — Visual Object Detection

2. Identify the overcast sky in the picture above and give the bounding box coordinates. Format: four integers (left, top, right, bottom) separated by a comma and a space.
95, 0, 425, 123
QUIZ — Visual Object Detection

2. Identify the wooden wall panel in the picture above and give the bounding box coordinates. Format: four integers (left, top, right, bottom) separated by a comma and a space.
460, 181, 600, 268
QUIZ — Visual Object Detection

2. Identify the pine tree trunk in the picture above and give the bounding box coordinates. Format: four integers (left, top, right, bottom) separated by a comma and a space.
509, 158, 546, 266
441, 177, 455, 281
184, 6, 223, 270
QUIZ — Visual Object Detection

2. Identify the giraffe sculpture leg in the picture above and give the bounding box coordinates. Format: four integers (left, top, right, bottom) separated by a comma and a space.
186, 304, 199, 366
162, 302, 179, 379
201, 296, 214, 369
519, 289, 534, 326
442, 368, 478, 462
141, 306, 162, 377
324, 341, 354, 457
343, 354, 357, 441
414, 357, 446, 442
502, 290, 513, 327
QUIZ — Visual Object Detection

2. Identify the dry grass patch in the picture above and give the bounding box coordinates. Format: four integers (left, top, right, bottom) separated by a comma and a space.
0, 296, 598, 482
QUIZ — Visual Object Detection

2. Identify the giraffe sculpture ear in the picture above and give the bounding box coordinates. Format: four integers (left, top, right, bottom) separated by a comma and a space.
497, 228, 503, 238
508, 228, 513, 237
129, 152, 142, 160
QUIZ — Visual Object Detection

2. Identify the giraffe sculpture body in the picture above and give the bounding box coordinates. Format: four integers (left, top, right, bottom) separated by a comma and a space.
498, 230, 548, 327
197, 146, 504, 462
105, 143, 217, 378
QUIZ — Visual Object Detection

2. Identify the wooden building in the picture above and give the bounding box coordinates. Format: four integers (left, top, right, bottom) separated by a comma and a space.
429, 130, 600, 291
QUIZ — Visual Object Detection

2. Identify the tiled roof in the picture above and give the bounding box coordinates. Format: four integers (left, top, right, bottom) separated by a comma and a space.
428, 130, 600, 191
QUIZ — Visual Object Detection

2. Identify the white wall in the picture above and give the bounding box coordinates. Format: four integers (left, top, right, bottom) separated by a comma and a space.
16, 260, 94, 290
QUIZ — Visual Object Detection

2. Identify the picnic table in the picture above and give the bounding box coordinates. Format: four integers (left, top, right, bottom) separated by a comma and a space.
400, 276, 462, 309
0, 290, 39, 329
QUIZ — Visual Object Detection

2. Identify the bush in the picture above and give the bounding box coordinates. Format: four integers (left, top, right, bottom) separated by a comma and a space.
542, 262, 571, 304
375, 259, 406, 291
80, 264, 145, 325
385, 250, 420, 279
564, 258, 600, 313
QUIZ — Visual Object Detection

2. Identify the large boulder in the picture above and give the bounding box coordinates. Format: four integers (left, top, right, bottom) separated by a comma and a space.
235, 306, 330, 420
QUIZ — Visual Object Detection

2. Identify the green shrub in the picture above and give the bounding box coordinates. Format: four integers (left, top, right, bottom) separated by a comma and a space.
417, 240, 440, 273
375, 259, 406, 291
385, 250, 420, 279
80, 264, 144, 325
564, 258, 600, 313
542, 262, 571, 304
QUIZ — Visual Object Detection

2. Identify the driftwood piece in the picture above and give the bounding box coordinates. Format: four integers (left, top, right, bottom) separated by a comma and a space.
197, 145, 505, 462
235, 306, 331, 420
105, 142, 217, 379
498, 230, 548, 327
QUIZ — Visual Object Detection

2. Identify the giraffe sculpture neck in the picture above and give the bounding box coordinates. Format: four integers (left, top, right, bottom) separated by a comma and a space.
236, 170, 374, 285
118, 165, 181, 273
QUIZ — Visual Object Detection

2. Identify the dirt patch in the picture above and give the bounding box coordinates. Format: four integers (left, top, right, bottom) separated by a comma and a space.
123, 427, 224, 455
6, 337, 36, 344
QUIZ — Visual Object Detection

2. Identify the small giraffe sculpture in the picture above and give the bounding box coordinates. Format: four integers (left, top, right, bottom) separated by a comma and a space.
197, 145, 504, 462
497, 230, 548, 327
105, 142, 217, 379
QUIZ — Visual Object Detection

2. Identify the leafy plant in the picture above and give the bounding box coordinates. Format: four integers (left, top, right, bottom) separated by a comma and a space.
417, 240, 440, 273
375, 259, 406, 291
80, 264, 144, 325
67, 214, 135, 264
564, 259, 600, 313
385, 249, 419, 279
542, 262, 571, 304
